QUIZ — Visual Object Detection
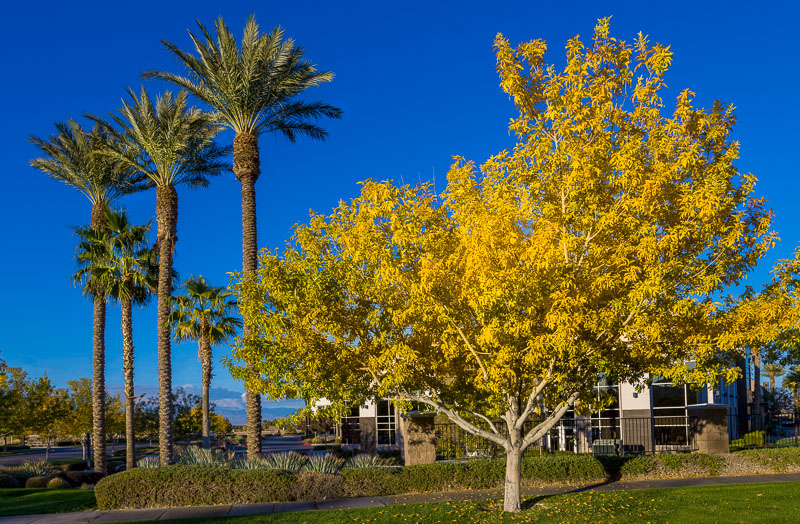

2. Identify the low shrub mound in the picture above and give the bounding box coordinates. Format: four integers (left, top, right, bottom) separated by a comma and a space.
60, 471, 105, 487
25, 476, 50, 489
95, 455, 607, 509
46, 477, 71, 489
0, 473, 19, 488
94, 447, 800, 510
95, 466, 293, 509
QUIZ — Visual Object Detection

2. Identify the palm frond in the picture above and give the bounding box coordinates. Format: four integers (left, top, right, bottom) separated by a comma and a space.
144, 16, 341, 137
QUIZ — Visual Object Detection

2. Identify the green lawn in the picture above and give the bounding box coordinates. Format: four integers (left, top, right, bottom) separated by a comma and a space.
128, 481, 800, 523
0, 488, 96, 517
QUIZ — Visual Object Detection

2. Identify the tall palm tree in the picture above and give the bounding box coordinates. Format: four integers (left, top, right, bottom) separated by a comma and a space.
144, 15, 342, 456
784, 368, 800, 410
30, 122, 145, 474
170, 276, 241, 449
91, 88, 228, 465
74, 209, 158, 470
763, 363, 785, 393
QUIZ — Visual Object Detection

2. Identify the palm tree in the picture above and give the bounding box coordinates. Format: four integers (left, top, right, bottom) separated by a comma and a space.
763, 363, 786, 393
784, 368, 800, 410
170, 277, 241, 449
74, 209, 158, 470
144, 15, 342, 456
30, 122, 145, 474
91, 88, 228, 465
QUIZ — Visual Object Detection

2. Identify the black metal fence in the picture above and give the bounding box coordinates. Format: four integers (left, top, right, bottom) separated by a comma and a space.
435, 415, 698, 460
729, 411, 799, 449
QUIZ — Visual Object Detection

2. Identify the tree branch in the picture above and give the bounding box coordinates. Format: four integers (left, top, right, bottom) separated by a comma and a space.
521, 391, 581, 449
445, 316, 489, 381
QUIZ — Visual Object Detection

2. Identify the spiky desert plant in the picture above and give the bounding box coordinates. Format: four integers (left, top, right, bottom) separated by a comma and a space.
265, 451, 308, 473
231, 456, 271, 470
30, 122, 146, 475
18, 461, 53, 478
304, 454, 344, 474
91, 87, 228, 465
344, 454, 398, 468
145, 16, 341, 456
136, 456, 161, 468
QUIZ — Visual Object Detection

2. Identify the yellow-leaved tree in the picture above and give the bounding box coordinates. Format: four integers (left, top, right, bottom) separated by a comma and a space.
228, 19, 775, 512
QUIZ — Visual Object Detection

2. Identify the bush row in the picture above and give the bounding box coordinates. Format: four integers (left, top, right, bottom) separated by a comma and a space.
95, 454, 607, 509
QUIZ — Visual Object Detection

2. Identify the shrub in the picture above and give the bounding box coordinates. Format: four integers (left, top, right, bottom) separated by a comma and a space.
47, 477, 71, 489
618, 456, 655, 477
736, 447, 800, 471
60, 471, 106, 486
292, 471, 343, 500
267, 452, 308, 473
25, 476, 50, 488
231, 456, 271, 470
12, 461, 53, 479
345, 454, 397, 468
340, 467, 402, 497
731, 431, 766, 449
136, 456, 161, 468
95, 466, 294, 509
304, 454, 344, 474
0, 473, 19, 488
176, 446, 233, 466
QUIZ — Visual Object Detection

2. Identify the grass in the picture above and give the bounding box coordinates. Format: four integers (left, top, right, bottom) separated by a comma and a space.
121, 481, 800, 523
0, 488, 96, 517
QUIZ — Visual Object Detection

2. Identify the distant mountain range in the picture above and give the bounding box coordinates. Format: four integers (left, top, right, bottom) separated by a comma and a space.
106, 384, 303, 425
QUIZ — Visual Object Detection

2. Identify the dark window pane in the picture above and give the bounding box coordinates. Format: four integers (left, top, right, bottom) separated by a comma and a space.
652, 385, 685, 407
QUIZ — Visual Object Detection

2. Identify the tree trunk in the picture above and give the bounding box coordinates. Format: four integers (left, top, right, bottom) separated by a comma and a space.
200, 333, 212, 450
92, 294, 107, 474
234, 131, 262, 458
121, 290, 136, 470
504, 444, 523, 513
90, 202, 108, 475
156, 185, 178, 466
753, 348, 762, 425
769, 374, 775, 393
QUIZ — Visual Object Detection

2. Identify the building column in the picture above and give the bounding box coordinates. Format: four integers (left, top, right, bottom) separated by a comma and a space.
399, 412, 437, 465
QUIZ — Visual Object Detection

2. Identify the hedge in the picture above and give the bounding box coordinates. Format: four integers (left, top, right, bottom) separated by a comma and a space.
96, 455, 607, 510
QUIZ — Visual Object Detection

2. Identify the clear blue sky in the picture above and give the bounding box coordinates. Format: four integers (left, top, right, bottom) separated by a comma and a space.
2, 1, 799, 414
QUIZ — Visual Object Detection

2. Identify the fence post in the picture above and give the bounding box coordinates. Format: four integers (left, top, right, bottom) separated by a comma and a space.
399, 412, 437, 465
686, 405, 730, 455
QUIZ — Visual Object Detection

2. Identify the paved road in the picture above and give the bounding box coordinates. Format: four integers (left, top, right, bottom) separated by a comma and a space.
0, 436, 311, 466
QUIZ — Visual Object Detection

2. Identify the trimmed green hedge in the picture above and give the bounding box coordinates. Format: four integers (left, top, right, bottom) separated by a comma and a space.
736, 447, 800, 471
96, 466, 294, 509
96, 455, 608, 510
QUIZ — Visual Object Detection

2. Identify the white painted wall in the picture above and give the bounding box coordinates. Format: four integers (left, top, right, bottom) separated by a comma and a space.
619, 382, 651, 411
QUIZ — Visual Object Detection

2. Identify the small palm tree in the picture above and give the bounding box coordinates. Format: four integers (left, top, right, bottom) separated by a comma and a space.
30, 122, 146, 475
91, 88, 229, 465
170, 277, 241, 449
144, 16, 341, 456
763, 363, 785, 393
784, 368, 800, 410
74, 209, 158, 470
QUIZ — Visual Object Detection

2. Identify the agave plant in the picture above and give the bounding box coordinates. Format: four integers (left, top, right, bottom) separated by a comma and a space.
344, 454, 398, 468
266, 451, 308, 473
304, 454, 345, 475
1, 461, 53, 479
176, 445, 232, 466
231, 456, 271, 470
136, 456, 161, 468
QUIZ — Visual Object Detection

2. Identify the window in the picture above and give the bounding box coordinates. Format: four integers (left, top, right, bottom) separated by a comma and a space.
377, 400, 396, 445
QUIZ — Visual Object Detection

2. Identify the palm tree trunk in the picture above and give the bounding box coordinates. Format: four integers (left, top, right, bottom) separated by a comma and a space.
156, 185, 178, 466
234, 131, 262, 458
90, 202, 107, 475
753, 348, 762, 427
121, 286, 135, 470
200, 331, 212, 450
769, 374, 775, 393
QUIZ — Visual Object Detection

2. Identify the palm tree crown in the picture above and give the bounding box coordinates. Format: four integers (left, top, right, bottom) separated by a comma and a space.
171, 276, 241, 347
143, 15, 342, 150
91, 87, 229, 189
30, 122, 146, 226
73, 210, 157, 304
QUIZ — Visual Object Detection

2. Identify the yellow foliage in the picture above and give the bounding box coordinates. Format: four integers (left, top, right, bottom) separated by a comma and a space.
228, 19, 776, 452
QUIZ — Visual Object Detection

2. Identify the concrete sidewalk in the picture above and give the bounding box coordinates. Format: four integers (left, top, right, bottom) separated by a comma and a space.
3, 472, 800, 523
